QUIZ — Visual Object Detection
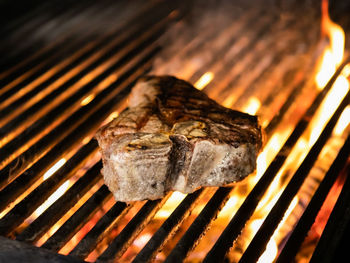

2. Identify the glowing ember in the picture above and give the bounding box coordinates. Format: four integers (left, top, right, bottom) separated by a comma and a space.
34, 181, 71, 217
43, 158, 67, 180
80, 94, 95, 106
97, 74, 118, 89
154, 191, 186, 219
243, 97, 261, 115
315, 0, 345, 89
194, 72, 214, 90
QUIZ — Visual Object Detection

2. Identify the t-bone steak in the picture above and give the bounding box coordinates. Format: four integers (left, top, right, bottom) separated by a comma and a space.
96, 75, 262, 201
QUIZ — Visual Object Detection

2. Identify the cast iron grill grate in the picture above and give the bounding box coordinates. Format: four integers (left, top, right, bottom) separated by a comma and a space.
0, 0, 350, 262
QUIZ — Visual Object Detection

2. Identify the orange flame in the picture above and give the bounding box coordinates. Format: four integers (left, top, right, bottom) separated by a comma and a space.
309, 0, 350, 145
315, 0, 345, 89
250, 2, 349, 261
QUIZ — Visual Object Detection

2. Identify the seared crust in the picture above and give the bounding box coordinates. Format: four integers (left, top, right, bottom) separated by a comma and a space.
96, 76, 262, 201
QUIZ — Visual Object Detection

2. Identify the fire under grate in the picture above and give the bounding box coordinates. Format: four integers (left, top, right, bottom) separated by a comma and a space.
0, 0, 350, 262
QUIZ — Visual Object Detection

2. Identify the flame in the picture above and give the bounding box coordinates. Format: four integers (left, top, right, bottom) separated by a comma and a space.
255, 130, 290, 183
194, 72, 214, 90
315, 0, 345, 89
257, 239, 278, 263
342, 64, 350, 77
251, 4, 350, 255
310, 0, 349, 144
250, 220, 278, 263
310, 71, 350, 145
254, 196, 298, 263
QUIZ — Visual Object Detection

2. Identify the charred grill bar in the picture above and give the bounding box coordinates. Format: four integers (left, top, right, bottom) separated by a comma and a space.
1, 0, 350, 262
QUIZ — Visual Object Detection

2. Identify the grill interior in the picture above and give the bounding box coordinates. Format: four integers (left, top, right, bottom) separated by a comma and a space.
1, 0, 350, 262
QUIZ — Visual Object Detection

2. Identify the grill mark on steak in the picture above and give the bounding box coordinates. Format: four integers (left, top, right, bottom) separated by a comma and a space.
165, 135, 193, 190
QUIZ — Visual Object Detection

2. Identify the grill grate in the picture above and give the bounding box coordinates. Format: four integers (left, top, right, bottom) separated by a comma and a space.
1, 0, 350, 262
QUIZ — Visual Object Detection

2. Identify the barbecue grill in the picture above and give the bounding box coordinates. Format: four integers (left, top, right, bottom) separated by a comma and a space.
1, 0, 350, 262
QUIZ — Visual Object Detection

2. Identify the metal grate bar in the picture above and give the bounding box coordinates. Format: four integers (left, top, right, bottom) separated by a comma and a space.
0, 0, 99, 86
0, 48, 157, 211
0, 1, 53, 37
0, 0, 137, 76
0, 140, 98, 236
276, 134, 350, 262
0, 0, 151, 92
232, 33, 318, 111
41, 185, 112, 252
264, 78, 308, 136
212, 19, 319, 111
16, 161, 103, 244
0, 45, 159, 192
97, 197, 170, 261
0, 14, 175, 168
132, 189, 204, 263
204, 16, 279, 97
69, 201, 131, 259
203, 59, 349, 262
151, 7, 254, 78
310, 157, 350, 263
165, 187, 232, 262
187, 9, 266, 83
0, 1, 169, 113
239, 89, 350, 263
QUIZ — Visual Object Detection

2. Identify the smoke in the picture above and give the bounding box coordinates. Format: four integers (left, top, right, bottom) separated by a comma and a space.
151, 1, 245, 78
150, 0, 308, 80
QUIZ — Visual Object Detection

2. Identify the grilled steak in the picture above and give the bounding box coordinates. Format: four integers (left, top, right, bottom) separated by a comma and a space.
96, 76, 262, 201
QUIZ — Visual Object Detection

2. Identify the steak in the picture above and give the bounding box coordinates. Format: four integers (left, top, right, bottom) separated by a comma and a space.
96, 76, 262, 201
